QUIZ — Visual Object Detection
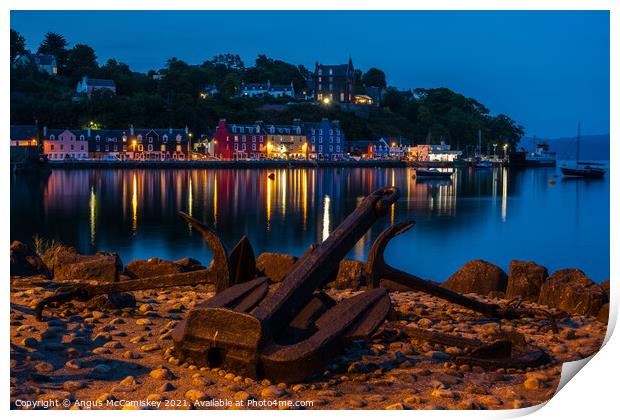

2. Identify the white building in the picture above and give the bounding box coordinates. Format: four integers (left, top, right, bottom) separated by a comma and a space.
240, 81, 295, 98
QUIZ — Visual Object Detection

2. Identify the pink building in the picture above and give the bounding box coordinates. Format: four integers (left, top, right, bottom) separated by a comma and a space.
42, 128, 89, 161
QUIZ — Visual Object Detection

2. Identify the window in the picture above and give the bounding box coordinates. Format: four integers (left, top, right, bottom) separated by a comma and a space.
318, 69, 322, 76
176, 145, 182, 152
163, 135, 168, 143
318, 83, 322, 90
252, 136, 256, 142
148, 144, 153, 151
329, 68, 333, 75
336, 145, 340, 152
242, 143, 246, 150
252, 143, 256, 151
234, 143, 238, 150
137, 135, 143, 142
96, 145, 100, 152
319, 145, 323, 152
123, 145, 127, 151
240, 127, 244, 133
311, 136, 315, 143
50, 144, 55, 151
138, 145, 143, 151
161, 145, 166, 152
329, 129, 333, 135
60, 144, 64, 150
234, 135, 238, 141
176, 135, 182, 142
105, 145, 109, 151
319, 129, 323, 135
319, 136, 323, 143
96, 135, 101, 141
71, 144, 75, 151
148, 136, 153, 143
114, 145, 118, 151
329, 145, 333, 152
242, 135, 246, 141
80, 135, 85, 141
123, 136, 127, 142
259, 136, 263, 142
336, 137, 340, 143
50, 135, 55, 141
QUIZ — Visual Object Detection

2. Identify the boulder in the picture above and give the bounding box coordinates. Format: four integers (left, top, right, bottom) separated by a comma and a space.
538, 269, 606, 317
600, 280, 610, 302
256, 252, 298, 283
10, 241, 50, 278
125, 258, 183, 279
44, 246, 121, 282
443, 260, 507, 296
174, 257, 205, 272
326, 259, 366, 289
597, 303, 609, 324
505, 260, 548, 302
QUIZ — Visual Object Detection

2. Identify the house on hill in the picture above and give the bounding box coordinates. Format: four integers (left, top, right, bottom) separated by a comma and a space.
13, 53, 58, 75
313, 58, 355, 103
10, 125, 39, 147
76, 75, 116, 97
240, 81, 295, 98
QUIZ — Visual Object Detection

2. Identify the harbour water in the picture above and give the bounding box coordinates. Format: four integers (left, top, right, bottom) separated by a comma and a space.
10, 163, 610, 283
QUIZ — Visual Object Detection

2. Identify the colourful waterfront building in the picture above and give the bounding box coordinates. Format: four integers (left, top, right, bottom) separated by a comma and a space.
41, 128, 89, 161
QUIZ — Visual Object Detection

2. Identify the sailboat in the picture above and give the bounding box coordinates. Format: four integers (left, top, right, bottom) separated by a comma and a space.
561, 122, 606, 178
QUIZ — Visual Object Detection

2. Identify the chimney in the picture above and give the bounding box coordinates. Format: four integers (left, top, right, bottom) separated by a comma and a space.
87, 127, 91, 137
169, 127, 173, 134
130, 124, 134, 135
43, 126, 47, 137
185, 126, 189, 134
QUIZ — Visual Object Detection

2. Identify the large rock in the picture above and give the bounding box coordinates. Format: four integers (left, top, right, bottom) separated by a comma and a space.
538, 269, 606, 316
443, 260, 507, 295
125, 258, 183, 279
44, 246, 121, 282
597, 303, 609, 324
256, 252, 297, 283
10, 241, 50, 278
505, 260, 548, 302
326, 259, 366, 289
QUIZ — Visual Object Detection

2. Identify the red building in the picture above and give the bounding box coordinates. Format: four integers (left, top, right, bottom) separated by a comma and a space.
211, 119, 269, 160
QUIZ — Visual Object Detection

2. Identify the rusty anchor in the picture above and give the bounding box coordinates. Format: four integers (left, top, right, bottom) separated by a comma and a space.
172, 187, 399, 382
365, 221, 555, 369
35, 212, 240, 321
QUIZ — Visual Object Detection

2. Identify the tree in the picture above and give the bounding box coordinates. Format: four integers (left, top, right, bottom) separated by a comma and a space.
362, 68, 386, 88
37, 32, 69, 70
10, 29, 27, 62
65, 44, 98, 81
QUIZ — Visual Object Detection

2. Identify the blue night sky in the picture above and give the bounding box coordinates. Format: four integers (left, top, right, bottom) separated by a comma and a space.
10, 10, 609, 138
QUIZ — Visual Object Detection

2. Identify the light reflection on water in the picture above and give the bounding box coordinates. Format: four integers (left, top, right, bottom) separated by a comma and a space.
10, 164, 609, 283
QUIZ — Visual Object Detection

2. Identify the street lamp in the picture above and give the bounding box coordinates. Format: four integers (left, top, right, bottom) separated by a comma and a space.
503, 143, 509, 159
493, 143, 498, 159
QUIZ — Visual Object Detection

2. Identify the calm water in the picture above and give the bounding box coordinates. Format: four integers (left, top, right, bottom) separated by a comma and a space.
10, 164, 610, 283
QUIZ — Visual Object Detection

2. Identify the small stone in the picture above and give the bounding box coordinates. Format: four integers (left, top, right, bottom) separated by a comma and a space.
261, 385, 286, 398
185, 389, 208, 401
141, 343, 161, 352
159, 382, 175, 392
65, 360, 82, 369
523, 377, 546, 391
385, 403, 405, 410
103, 340, 123, 349
34, 362, 54, 373
123, 351, 141, 359
139, 304, 153, 313
233, 391, 251, 401
150, 368, 173, 380
120, 376, 137, 387
136, 318, 152, 326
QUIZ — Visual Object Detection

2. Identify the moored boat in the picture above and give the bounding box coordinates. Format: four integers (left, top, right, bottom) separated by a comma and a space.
415, 169, 453, 179
561, 122, 607, 179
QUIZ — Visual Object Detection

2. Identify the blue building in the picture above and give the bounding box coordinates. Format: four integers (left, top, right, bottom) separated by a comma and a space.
303, 118, 345, 160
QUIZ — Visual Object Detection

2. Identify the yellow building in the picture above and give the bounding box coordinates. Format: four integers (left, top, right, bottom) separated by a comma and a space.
264, 131, 308, 159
